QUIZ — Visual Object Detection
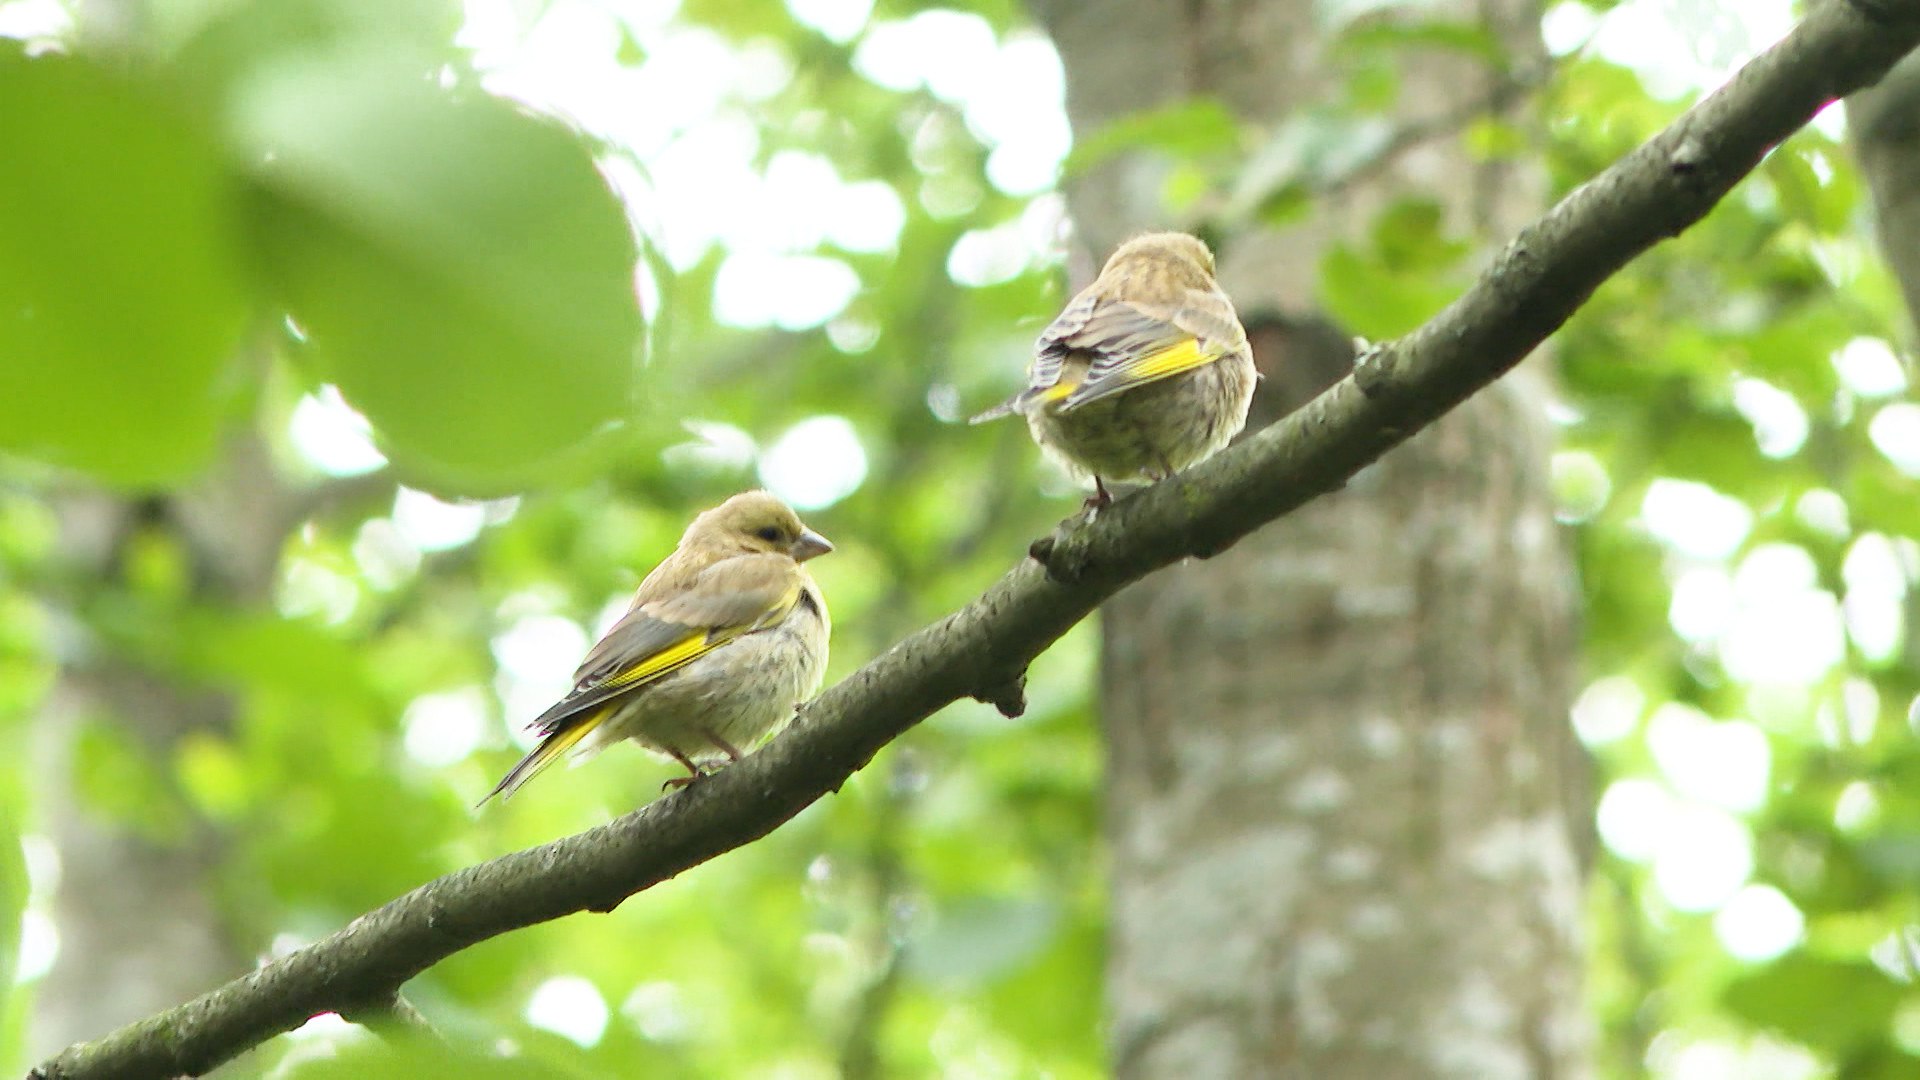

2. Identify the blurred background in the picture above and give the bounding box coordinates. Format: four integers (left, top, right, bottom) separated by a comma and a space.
3, 0, 1920, 1076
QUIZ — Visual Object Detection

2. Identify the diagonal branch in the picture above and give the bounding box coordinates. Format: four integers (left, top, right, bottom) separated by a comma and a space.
31, 2, 1920, 1077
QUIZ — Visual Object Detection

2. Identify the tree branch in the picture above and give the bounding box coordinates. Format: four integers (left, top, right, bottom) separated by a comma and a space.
336, 990, 443, 1045
30, 2, 1920, 1077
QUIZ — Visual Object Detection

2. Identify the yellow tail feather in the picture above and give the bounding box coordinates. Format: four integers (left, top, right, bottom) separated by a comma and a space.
478, 708, 607, 806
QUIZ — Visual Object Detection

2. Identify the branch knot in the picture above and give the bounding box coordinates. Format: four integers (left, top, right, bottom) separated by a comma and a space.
973, 673, 1028, 718
1351, 338, 1397, 399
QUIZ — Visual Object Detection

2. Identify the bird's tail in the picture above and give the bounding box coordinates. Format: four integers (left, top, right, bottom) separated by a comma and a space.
969, 381, 1074, 424
968, 396, 1018, 424
477, 709, 605, 806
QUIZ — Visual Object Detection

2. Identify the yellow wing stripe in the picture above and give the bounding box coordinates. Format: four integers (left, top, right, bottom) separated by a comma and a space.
1036, 379, 1078, 403
1121, 336, 1216, 381
600, 582, 805, 692
481, 583, 808, 805
1053, 336, 1224, 411
602, 632, 715, 690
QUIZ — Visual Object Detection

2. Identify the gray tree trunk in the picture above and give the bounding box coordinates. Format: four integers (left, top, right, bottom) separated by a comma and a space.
32, 439, 292, 1063
1851, 50, 1920, 340
1029, 1, 1593, 1076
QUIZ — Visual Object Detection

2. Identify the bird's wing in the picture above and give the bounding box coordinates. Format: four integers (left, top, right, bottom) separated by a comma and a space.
1028, 289, 1103, 397
480, 554, 806, 802
968, 289, 1102, 423
555, 553, 806, 729
1051, 287, 1248, 411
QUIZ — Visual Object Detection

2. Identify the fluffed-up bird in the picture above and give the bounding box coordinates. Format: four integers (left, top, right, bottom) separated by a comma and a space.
971, 231, 1257, 506
481, 490, 832, 803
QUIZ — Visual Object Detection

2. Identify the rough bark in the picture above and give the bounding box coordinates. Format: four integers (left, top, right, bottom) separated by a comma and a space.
34, 672, 243, 1061
32, 2, 1920, 1075
1032, 0, 1576, 1075
1099, 365, 1587, 1079
32, 440, 289, 1063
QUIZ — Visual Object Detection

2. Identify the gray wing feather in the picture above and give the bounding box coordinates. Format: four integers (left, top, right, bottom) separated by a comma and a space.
1053, 287, 1245, 410
968, 291, 1102, 423
534, 554, 800, 734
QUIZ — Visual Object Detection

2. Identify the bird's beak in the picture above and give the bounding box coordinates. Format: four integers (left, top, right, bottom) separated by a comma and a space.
790, 528, 833, 562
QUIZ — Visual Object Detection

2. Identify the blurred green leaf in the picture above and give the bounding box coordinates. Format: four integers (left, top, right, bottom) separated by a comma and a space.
1371, 198, 1468, 271
1224, 112, 1393, 224
170, 0, 465, 100
1336, 17, 1506, 66
0, 48, 250, 486
1723, 955, 1905, 1053
1065, 98, 1240, 175
72, 717, 191, 842
1318, 247, 1456, 338
232, 55, 644, 493
175, 731, 254, 821
1313, 198, 1471, 336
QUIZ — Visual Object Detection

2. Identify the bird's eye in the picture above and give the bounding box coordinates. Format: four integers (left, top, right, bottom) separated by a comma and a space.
755, 525, 783, 542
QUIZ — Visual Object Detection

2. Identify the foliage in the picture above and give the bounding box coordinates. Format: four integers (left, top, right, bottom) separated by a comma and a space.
0, 12, 639, 493
0, 0, 1916, 1078
2, 1, 1093, 1076
1550, 53, 1920, 1077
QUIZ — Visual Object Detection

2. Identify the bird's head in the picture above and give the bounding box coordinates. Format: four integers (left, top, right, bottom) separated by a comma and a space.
690, 490, 834, 562
1106, 231, 1217, 282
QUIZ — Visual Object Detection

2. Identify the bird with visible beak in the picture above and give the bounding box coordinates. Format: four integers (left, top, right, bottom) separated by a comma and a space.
482, 490, 832, 802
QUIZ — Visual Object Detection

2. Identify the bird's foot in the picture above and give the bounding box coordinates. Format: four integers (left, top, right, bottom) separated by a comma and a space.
703, 729, 746, 762
662, 748, 710, 791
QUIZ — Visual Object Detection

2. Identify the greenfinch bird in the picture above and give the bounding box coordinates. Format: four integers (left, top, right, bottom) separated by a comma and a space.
971, 231, 1257, 505
482, 490, 832, 802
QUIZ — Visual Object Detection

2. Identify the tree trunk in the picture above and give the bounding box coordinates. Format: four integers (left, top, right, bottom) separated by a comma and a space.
1850, 50, 1920, 339
31, 438, 291, 1062
1029, 1, 1592, 1075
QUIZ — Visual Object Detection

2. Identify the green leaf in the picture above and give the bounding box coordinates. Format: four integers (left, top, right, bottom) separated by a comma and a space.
1723, 954, 1904, 1053
0, 48, 250, 486
1337, 18, 1508, 66
1064, 98, 1241, 175
1317, 244, 1458, 338
175, 731, 254, 821
1371, 198, 1468, 272
232, 56, 644, 494
169, 0, 465, 101
1648, 411, 1772, 495
71, 717, 191, 841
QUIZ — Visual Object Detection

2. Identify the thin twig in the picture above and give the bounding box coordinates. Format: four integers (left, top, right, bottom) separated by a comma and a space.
338, 991, 444, 1045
